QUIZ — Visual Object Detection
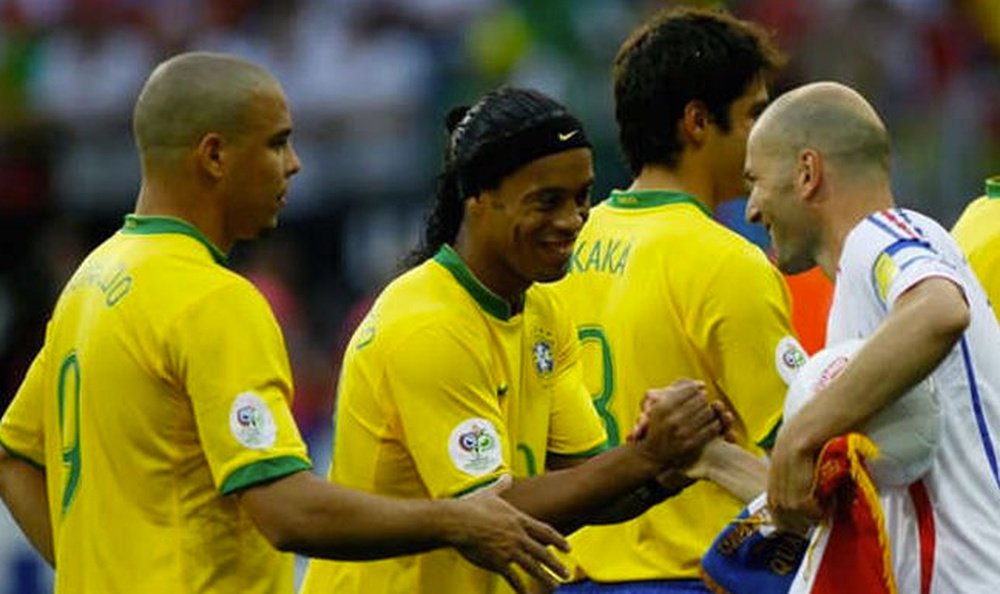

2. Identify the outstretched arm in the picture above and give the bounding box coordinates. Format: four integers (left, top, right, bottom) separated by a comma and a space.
500, 380, 722, 533
238, 471, 569, 593
0, 445, 53, 566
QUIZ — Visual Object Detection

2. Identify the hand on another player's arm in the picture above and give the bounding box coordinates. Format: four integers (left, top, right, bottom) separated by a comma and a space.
447, 475, 570, 594
239, 468, 569, 591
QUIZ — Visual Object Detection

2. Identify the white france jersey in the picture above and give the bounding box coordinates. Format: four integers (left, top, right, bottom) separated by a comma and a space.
827, 208, 1000, 593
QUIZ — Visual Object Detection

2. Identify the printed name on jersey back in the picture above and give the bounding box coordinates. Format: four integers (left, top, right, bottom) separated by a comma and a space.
569, 237, 633, 276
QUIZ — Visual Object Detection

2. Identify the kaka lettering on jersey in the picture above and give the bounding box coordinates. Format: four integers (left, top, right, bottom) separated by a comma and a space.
570, 239, 632, 275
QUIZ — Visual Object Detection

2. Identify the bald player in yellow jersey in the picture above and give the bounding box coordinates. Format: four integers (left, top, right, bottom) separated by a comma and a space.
0, 52, 580, 594
552, 9, 801, 593
952, 175, 1000, 322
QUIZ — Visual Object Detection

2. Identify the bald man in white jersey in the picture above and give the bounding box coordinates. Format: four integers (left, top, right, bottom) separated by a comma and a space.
744, 81, 1000, 593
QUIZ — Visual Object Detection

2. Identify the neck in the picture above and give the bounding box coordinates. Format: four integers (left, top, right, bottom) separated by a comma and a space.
452, 230, 528, 312
134, 175, 232, 253
814, 180, 895, 279
629, 161, 718, 211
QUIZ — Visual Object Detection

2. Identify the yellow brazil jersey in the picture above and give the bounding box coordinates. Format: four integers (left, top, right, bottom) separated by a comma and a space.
550, 190, 803, 582
953, 175, 1000, 322
300, 244, 608, 594
0, 215, 310, 594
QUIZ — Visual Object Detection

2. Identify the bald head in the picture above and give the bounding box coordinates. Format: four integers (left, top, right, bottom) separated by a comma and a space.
133, 52, 281, 161
751, 81, 890, 178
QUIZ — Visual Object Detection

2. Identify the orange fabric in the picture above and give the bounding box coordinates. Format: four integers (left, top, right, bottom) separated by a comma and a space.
784, 267, 833, 355
811, 434, 896, 594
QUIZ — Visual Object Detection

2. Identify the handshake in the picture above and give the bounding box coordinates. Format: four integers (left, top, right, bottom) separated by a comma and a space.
628, 379, 734, 484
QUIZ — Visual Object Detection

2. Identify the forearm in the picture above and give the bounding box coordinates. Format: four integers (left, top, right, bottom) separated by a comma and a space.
240, 471, 459, 560
789, 278, 967, 454
0, 449, 53, 566
694, 440, 767, 504
502, 443, 661, 533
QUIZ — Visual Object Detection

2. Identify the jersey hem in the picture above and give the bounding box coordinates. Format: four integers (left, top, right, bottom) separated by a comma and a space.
450, 474, 507, 498
550, 439, 611, 458
219, 455, 311, 495
0, 435, 45, 470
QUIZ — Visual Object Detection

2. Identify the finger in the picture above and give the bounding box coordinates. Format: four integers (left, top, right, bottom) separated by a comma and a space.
523, 516, 570, 554
520, 528, 569, 577
666, 401, 715, 435
500, 565, 527, 594
670, 377, 705, 391
513, 548, 561, 591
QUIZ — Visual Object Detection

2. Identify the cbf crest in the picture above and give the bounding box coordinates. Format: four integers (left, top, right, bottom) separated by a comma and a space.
531, 326, 556, 377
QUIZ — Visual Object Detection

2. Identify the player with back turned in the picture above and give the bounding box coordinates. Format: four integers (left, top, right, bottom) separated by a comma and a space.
551, 8, 799, 593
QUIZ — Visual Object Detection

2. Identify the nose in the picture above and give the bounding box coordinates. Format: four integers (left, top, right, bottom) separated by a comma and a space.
745, 197, 761, 224
286, 141, 302, 177
554, 201, 588, 234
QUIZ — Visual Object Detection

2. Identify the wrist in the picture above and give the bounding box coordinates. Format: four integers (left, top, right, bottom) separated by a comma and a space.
628, 441, 669, 481
433, 499, 468, 547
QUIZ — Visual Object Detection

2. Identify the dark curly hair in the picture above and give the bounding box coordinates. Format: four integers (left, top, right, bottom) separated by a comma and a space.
614, 7, 785, 175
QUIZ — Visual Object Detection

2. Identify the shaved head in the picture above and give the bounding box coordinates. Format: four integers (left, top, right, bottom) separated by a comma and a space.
750, 81, 890, 177
133, 52, 280, 161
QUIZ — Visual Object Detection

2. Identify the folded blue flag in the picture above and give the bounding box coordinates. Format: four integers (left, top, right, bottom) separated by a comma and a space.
700, 494, 809, 594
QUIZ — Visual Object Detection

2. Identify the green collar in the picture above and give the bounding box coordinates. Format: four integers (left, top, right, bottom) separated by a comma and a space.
121, 215, 228, 265
433, 245, 513, 321
986, 175, 1000, 199
606, 189, 712, 216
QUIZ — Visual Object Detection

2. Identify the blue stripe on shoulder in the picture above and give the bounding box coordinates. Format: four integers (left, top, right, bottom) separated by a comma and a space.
885, 238, 933, 256
867, 214, 904, 241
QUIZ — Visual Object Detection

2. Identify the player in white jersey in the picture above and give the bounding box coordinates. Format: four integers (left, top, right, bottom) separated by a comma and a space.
744, 81, 1000, 593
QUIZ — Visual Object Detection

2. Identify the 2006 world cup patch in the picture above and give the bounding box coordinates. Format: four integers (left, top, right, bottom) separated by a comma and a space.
448, 418, 503, 476
775, 336, 808, 385
229, 391, 277, 449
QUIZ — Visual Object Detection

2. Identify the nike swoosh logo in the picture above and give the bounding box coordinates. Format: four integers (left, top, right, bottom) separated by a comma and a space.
558, 130, 579, 142
497, 384, 509, 396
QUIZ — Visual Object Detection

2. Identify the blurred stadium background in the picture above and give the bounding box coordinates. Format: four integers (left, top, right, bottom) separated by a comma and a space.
0, 0, 996, 590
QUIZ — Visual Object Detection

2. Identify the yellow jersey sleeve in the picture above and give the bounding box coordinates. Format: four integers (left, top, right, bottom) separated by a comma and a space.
547, 306, 608, 457
692, 246, 800, 449
383, 324, 510, 498
0, 337, 49, 467
167, 280, 310, 494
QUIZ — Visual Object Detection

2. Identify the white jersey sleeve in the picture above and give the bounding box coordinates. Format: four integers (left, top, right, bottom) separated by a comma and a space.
828, 207, 1000, 594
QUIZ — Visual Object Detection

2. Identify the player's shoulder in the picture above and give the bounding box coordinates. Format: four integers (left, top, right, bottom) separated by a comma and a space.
366, 258, 475, 344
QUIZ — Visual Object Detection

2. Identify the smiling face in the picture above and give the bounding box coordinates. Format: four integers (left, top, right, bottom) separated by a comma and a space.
743, 128, 821, 274
469, 147, 594, 295
220, 85, 301, 242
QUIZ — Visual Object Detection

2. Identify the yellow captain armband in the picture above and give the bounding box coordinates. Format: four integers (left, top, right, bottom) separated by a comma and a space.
873, 252, 900, 303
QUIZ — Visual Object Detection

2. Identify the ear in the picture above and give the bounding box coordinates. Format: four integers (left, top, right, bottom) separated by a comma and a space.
195, 133, 225, 180
680, 100, 711, 146
797, 148, 822, 202
463, 192, 485, 220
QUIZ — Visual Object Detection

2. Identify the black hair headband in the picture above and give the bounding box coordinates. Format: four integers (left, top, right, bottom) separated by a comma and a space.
457, 113, 591, 198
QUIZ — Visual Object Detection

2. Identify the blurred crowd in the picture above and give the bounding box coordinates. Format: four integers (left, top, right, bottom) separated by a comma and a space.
0, 0, 997, 450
